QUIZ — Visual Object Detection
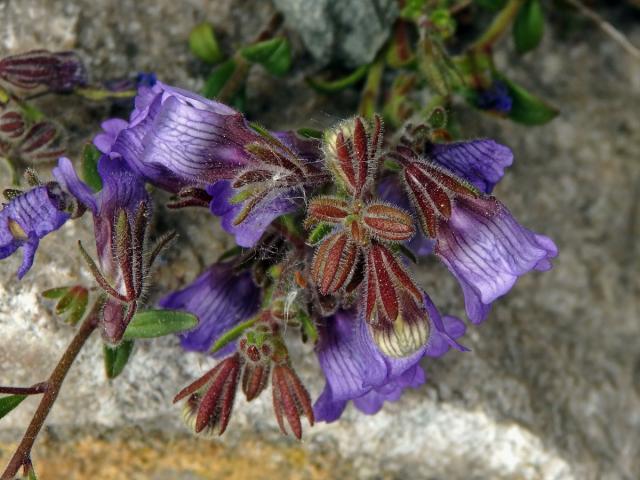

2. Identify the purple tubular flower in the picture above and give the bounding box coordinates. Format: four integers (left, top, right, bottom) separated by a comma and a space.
0, 185, 70, 278
158, 262, 261, 357
427, 139, 513, 194
207, 181, 298, 248
54, 155, 150, 341
0, 50, 87, 92
105, 82, 260, 191
435, 196, 558, 324
314, 293, 466, 422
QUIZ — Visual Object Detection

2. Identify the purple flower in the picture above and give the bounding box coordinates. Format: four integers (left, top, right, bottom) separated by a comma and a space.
159, 262, 261, 357
0, 184, 71, 278
427, 139, 513, 194
314, 293, 466, 422
397, 139, 557, 324
102, 82, 263, 191
0, 50, 87, 93
475, 81, 513, 114
54, 155, 149, 341
207, 181, 298, 248
434, 196, 557, 323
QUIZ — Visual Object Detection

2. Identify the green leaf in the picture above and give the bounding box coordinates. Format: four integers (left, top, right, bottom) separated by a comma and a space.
307, 223, 333, 245
475, 0, 507, 11
241, 37, 291, 76
0, 86, 9, 105
210, 317, 257, 354
513, 0, 544, 54
122, 310, 198, 340
306, 65, 369, 93
501, 76, 558, 125
104, 340, 135, 379
400, 0, 428, 20
189, 23, 223, 64
74, 87, 136, 101
202, 58, 237, 98
42, 286, 69, 300
296, 127, 323, 139
82, 143, 103, 192
297, 310, 318, 344
0, 394, 27, 420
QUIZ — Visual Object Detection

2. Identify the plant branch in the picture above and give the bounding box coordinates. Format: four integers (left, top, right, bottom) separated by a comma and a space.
0, 383, 49, 396
563, 0, 640, 62
1, 298, 103, 480
469, 0, 525, 51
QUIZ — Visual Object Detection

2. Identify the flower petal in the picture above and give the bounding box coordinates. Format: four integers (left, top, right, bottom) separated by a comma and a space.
0, 185, 70, 278
53, 157, 97, 213
436, 196, 558, 323
207, 180, 297, 248
428, 139, 513, 194
158, 262, 260, 357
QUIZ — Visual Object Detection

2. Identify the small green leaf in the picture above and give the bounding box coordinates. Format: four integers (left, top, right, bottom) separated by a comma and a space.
210, 317, 257, 354
42, 286, 70, 300
297, 310, 318, 344
307, 223, 333, 245
75, 87, 136, 101
104, 340, 135, 379
0, 394, 27, 420
19, 102, 44, 122
513, 0, 544, 54
189, 23, 223, 64
217, 245, 243, 262
122, 310, 198, 340
82, 143, 103, 192
0, 86, 10, 105
241, 37, 291, 76
501, 76, 558, 125
27, 465, 38, 480
306, 65, 369, 93
475, 0, 507, 11
202, 58, 237, 98
296, 127, 323, 140
400, 0, 428, 20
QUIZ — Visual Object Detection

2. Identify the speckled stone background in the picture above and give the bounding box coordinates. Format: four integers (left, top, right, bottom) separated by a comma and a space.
1, 1, 639, 479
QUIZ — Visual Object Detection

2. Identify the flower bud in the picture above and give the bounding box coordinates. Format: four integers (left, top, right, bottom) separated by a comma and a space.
0, 50, 87, 92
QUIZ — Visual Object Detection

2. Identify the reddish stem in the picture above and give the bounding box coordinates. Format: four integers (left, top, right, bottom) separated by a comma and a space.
0, 383, 49, 396
1, 300, 101, 480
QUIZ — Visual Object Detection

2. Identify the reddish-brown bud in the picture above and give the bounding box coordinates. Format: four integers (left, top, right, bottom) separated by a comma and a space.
0, 49, 87, 92
306, 196, 350, 224
18, 121, 65, 163
242, 363, 271, 401
324, 115, 383, 196
403, 160, 478, 238
365, 243, 422, 327
0, 110, 25, 140
174, 354, 242, 436
362, 202, 415, 242
311, 231, 358, 295
271, 364, 314, 439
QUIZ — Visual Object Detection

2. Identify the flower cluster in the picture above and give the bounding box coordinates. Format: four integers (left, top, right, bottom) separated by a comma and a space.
1, 80, 556, 437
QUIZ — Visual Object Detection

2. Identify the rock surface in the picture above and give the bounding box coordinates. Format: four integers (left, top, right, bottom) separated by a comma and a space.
1, 1, 639, 479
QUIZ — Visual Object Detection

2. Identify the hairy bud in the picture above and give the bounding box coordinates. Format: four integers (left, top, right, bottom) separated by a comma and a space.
0, 50, 87, 93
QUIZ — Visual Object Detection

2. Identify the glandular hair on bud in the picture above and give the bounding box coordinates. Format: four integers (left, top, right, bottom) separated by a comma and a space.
371, 314, 429, 358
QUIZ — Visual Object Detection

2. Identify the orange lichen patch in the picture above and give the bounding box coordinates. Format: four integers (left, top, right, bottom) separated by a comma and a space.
0, 431, 347, 480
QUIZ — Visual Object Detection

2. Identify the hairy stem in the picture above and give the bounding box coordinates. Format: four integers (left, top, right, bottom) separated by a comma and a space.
470, 0, 525, 51
0, 383, 49, 396
1, 299, 102, 479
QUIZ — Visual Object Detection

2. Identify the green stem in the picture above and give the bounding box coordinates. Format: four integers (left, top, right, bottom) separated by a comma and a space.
358, 58, 385, 119
469, 0, 525, 51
